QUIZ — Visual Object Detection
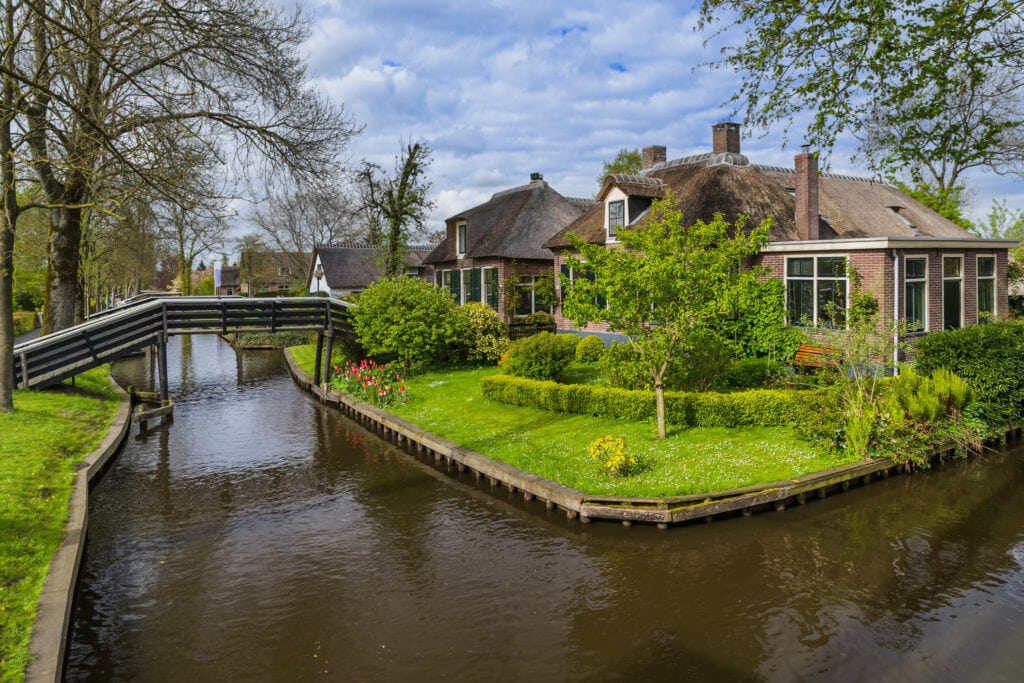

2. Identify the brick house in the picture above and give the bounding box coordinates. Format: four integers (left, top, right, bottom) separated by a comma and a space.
544, 123, 1017, 345
423, 173, 595, 322
306, 244, 435, 298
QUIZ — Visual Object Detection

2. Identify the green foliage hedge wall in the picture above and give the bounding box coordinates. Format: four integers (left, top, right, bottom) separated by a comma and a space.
480, 374, 823, 428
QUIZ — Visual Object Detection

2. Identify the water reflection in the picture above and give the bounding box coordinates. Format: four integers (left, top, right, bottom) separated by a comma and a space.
66, 336, 1024, 681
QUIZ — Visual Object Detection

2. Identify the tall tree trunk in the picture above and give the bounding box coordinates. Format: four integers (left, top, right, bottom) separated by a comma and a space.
0, 209, 15, 412
43, 203, 84, 333
0, 0, 19, 411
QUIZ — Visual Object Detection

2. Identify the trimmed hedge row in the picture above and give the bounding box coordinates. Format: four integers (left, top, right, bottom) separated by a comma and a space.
480, 374, 823, 428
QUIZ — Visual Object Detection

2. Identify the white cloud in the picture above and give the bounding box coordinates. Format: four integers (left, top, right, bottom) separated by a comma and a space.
293, 0, 1022, 233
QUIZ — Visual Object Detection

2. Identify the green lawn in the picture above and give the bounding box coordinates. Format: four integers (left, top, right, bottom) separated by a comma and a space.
286, 346, 855, 497
0, 368, 120, 682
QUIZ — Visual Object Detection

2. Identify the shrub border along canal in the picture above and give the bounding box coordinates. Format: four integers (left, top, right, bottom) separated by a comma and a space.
284, 351, 1024, 527
24, 381, 131, 683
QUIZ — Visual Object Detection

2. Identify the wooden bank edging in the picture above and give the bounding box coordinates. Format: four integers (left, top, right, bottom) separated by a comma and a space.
27, 378, 132, 683
284, 352, 1022, 529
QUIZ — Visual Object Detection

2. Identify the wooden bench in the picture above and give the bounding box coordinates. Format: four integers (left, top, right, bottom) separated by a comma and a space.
791, 343, 838, 369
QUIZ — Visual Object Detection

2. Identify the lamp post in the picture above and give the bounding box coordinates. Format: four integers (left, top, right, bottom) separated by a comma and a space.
314, 264, 324, 295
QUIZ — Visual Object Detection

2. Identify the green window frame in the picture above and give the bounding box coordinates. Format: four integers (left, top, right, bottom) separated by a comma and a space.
943, 256, 962, 330
483, 268, 499, 309
608, 200, 624, 238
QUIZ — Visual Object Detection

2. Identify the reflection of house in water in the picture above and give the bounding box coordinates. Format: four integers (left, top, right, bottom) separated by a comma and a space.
306, 244, 435, 298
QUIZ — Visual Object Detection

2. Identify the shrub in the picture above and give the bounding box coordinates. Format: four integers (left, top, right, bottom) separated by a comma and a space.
575, 334, 606, 363
914, 320, 1024, 430
598, 342, 651, 390
352, 277, 466, 371
523, 310, 555, 327
457, 302, 509, 364
13, 311, 38, 337
232, 330, 315, 349
480, 373, 822, 428
597, 338, 728, 392
499, 331, 577, 380
588, 436, 636, 477
717, 357, 787, 391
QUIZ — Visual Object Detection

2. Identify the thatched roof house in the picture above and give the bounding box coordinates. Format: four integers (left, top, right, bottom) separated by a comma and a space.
546, 123, 1017, 341
425, 173, 595, 320
306, 244, 434, 298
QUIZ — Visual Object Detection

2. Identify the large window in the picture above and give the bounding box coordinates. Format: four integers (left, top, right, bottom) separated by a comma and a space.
786, 256, 848, 326
515, 275, 552, 316
456, 222, 467, 256
978, 255, 995, 320
905, 257, 927, 331
943, 256, 962, 330
607, 200, 624, 238
443, 267, 496, 309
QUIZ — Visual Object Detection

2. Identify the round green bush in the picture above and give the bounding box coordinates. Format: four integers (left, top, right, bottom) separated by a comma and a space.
458, 302, 509, 364
500, 331, 577, 380
575, 334, 606, 363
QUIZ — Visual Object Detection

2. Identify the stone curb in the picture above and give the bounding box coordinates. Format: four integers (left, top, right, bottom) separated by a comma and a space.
26, 378, 132, 683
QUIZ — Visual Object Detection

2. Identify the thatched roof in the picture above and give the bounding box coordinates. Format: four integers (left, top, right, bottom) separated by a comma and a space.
309, 244, 432, 290
425, 178, 595, 263
544, 153, 977, 249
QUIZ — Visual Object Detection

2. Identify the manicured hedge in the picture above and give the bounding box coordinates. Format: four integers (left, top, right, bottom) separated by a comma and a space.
480, 374, 822, 428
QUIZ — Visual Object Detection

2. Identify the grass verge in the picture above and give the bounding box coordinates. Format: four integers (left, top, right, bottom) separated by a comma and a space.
0, 367, 120, 682
285, 346, 856, 498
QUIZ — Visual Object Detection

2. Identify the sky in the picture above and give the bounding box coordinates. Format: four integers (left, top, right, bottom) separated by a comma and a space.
287, 0, 1024, 238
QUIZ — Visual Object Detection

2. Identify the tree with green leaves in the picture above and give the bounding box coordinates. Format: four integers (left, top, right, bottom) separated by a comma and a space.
698, 0, 1024, 177
562, 194, 770, 438
597, 148, 642, 185
351, 276, 465, 373
356, 142, 434, 278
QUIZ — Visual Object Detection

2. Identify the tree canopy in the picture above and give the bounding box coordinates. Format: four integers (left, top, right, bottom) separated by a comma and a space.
698, 0, 1024, 181
562, 194, 770, 438
598, 148, 642, 185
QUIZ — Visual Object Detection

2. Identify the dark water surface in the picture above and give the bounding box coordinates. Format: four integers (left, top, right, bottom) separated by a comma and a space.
66, 336, 1024, 681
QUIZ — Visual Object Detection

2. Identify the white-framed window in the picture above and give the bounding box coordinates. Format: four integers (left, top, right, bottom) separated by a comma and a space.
514, 275, 552, 316
943, 255, 963, 330
456, 222, 467, 256
905, 256, 927, 331
607, 200, 624, 239
977, 254, 996, 320
785, 255, 848, 326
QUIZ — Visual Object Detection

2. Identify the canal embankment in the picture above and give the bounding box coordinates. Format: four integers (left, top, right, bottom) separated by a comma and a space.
24, 379, 131, 683
285, 352, 1023, 527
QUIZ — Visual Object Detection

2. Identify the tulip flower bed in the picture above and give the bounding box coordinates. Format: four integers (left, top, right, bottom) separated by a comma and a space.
329, 359, 409, 408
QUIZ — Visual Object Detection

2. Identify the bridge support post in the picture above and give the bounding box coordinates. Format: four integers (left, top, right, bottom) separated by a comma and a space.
323, 334, 334, 386
157, 335, 169, 405
313, 332, 325, 386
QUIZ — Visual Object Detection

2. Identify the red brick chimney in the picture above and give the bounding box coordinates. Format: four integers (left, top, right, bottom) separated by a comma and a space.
642, 145, 666, 169
795, 146, 819, 241
712, 122, 741, 154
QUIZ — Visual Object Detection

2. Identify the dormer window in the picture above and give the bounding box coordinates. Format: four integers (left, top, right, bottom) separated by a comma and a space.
608, 200, 624, 238
456, 221, 467, 256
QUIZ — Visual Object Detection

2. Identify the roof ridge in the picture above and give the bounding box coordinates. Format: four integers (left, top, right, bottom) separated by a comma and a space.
754, 164, 891, 185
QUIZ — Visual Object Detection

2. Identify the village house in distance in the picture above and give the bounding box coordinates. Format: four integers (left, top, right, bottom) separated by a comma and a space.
306, 244, 435, 298
424, 173, 595, 321
545, 123, 1017, 340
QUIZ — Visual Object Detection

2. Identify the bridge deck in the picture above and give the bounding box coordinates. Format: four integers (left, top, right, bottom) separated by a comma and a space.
11, 296, 353, 391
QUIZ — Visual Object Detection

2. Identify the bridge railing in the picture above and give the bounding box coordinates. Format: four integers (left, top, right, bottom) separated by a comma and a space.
12, 297, 354, 390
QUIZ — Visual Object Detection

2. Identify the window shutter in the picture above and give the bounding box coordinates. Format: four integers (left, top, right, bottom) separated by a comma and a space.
469, 269, 482, 303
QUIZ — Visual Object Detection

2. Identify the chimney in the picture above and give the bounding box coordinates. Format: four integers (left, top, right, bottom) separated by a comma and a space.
795, 146, 819, 241
530, 172, 543, 183
712, 122, 741, 154
642, 145, 666, 169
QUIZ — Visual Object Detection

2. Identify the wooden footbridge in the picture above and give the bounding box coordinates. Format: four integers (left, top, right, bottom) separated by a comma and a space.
11, 296, 353, 421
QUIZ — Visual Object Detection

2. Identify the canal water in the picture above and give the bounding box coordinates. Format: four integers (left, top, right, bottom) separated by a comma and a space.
66, 335, 1024, 681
